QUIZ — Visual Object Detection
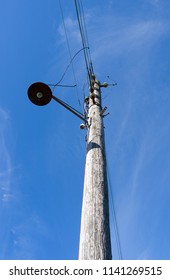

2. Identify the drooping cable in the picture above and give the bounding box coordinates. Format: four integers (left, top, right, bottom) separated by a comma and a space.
105, 153, 123, 260
54, 84, 76, 88
48, 47, 89, 88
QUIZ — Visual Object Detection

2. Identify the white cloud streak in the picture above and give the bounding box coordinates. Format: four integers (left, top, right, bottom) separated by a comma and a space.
91, 18, 168, 63
0, 108, 14, 259
56, 9, 169, 89
0, 108, 13, 204
0, 109, 60, 259
58, 10, 168, 54
11, 214, 51, 259
57, 16, 81, 44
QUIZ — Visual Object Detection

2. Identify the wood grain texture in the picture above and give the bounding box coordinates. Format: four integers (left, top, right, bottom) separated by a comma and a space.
78, 80, 112, 260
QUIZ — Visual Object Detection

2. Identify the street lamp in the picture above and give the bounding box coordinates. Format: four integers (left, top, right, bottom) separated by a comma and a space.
28, 82, 87, 123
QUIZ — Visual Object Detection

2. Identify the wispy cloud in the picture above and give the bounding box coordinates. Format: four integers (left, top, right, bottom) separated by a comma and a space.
137, 247, 151, 260
148, 0, 160, 6
0, 108, 13, 204
147, 0, 170, 9
57, 16, 81, 44
90, 18, 168, 63
56, 9, 169, 87
58, 8, 168, 53
0, 108, 14, 259
11, 214, 51, 259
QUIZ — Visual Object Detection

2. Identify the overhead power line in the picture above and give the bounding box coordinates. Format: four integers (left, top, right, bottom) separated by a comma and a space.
58, 0, 82, 109
106, 156, 123, 260
74, 0, 94, 84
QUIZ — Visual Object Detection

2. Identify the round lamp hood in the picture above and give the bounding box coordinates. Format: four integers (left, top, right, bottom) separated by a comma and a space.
28, 82, 52, 106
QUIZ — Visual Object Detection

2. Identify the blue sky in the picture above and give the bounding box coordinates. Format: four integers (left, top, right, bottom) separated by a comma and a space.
0, 0, 170, 260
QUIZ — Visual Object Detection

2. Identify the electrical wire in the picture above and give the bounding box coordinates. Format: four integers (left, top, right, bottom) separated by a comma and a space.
74, 0, 89, 78
48, 47, 89, 87
106, 154, 123, 260
74, 0, 94, 84
57, 0, 122, 259
79, 0, 94, 77
54, 84, 77, 88
58, 0, 82, 109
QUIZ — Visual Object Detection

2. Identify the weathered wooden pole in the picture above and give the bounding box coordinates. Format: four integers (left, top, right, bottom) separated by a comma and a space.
78, 75, 112, 260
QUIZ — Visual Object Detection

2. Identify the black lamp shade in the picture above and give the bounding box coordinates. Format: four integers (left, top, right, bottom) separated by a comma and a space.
28, 82, 52, 106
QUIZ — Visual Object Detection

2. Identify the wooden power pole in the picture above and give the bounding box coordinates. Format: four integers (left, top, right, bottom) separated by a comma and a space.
78, 75, 112, 260
28, 75, 112, 260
